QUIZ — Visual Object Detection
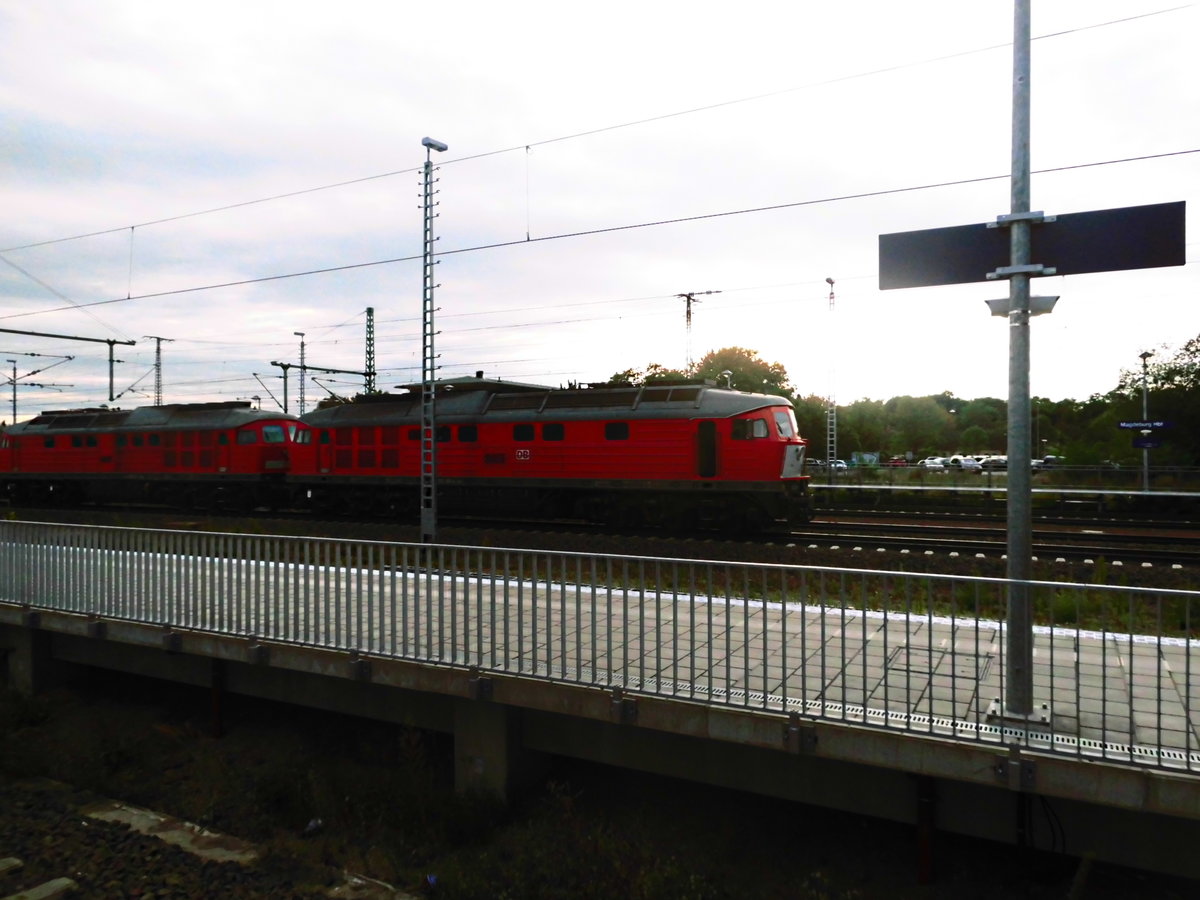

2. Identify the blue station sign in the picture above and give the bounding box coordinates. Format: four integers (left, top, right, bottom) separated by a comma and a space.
1118, 421, 1173, 430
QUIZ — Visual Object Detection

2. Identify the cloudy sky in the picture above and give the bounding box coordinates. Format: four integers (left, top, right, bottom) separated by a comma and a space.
1, 0, 1195, 423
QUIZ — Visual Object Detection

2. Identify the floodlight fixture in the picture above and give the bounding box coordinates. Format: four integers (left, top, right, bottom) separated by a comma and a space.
422, 137, 448, 153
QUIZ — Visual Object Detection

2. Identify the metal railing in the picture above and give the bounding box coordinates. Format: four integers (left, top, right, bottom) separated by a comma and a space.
2, 520, 1197, 773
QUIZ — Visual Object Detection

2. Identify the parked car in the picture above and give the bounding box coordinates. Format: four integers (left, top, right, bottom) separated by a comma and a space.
980, 455, 1007, 470
1031, 455, 1066, 469
884, 456, 908, 467
948, 455, 982, 472
917, 457, 945, 470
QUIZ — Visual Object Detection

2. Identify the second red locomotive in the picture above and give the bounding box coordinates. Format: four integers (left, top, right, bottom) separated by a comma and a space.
293, 375, 810, 531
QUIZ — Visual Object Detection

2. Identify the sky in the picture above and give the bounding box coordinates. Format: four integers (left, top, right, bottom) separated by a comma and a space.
1, 0, 1196, 423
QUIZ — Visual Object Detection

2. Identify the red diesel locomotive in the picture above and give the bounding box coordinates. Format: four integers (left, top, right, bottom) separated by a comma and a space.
294, 376, 811, 531
0, 401, 305, 509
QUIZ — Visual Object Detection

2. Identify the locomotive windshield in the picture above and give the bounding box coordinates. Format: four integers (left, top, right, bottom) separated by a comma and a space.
774, 409, 797, 438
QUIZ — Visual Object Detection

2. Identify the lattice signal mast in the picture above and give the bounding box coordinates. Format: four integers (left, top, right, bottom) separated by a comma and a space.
419, 136, 449, 543
144, 336, 173, 406
676, 290, 720, 372
825, 278, 837, 468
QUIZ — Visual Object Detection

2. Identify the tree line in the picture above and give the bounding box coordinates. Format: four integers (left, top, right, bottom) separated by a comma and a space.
611, 337, 1200, 467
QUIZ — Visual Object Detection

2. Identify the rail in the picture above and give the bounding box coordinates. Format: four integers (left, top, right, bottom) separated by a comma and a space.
1, 520, 1197, 774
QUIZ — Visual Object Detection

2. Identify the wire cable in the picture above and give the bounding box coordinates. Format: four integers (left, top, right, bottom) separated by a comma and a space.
0, 148, 1193, 323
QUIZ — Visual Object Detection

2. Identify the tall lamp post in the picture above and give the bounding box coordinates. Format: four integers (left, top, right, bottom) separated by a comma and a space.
420, 136, 448, 543
1140, 350, 1154, 492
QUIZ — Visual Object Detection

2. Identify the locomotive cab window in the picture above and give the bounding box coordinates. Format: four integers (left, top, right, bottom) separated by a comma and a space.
236, 430, 258, 445
732, 418, 769, 440
604, 422, 629, 441
513, 424, 535, 442
459, 425, 478, 442
542, 423, 564, 441
262, 425, 286, 443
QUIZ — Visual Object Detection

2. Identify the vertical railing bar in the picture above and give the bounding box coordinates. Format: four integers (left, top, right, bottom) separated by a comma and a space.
446, 545, 455, 664
488, 549, 498, 670
860, 574, 869, 723
638, 559, 646, 692
761, 567, 770, 710
574, 555, 582, 683
654, 560, 662, 695
741, 567, 749, 710
925, 573, 935, 735
672, 561, 680, 699
1101, 591, 1110, 761
840, 572, 849, 721
724, 564, 733, 707
401, 544, 411, 658
688, 562, 698, 701
516, 553, 525, 674
1155, 592, 1165, 769
603, 557, 612, 687
778, 566, 788, 712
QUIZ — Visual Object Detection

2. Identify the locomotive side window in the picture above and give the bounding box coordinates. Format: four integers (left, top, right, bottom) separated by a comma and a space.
149, 434, 161, 446
71, 436, 83, 448
513, 424, 535, 442
438, 425, 451, 442
44, 436, 56, 448
542, 423, 564, 441
133, 434, 144, 447
604, 422, 629, 440
459, 425, 478, 442
236, 430, 257, 445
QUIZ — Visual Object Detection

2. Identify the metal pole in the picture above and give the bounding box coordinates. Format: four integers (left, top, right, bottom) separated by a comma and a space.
1142, 352, 1152, 494
1004, 0, 1035, 720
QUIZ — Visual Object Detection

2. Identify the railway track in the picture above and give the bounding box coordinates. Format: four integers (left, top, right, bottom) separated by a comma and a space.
794, 519, 1200, 565
6, 503, 1199, 569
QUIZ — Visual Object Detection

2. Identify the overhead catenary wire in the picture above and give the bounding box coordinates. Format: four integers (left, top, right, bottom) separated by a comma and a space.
1, 148, 1193, 324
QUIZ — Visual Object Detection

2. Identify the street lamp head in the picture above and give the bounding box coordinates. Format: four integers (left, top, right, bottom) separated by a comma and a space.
825, 277, 835, 286
1139, 350, 1154, 363
422, 137, 448, 153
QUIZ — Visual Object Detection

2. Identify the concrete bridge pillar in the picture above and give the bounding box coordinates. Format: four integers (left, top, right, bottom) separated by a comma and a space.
0, 623, 55, 696
454, 699, 532, 801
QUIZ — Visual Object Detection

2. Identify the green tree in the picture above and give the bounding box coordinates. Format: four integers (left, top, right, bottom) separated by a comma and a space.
693, 347, 793, 399
607, 363, 689, 385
